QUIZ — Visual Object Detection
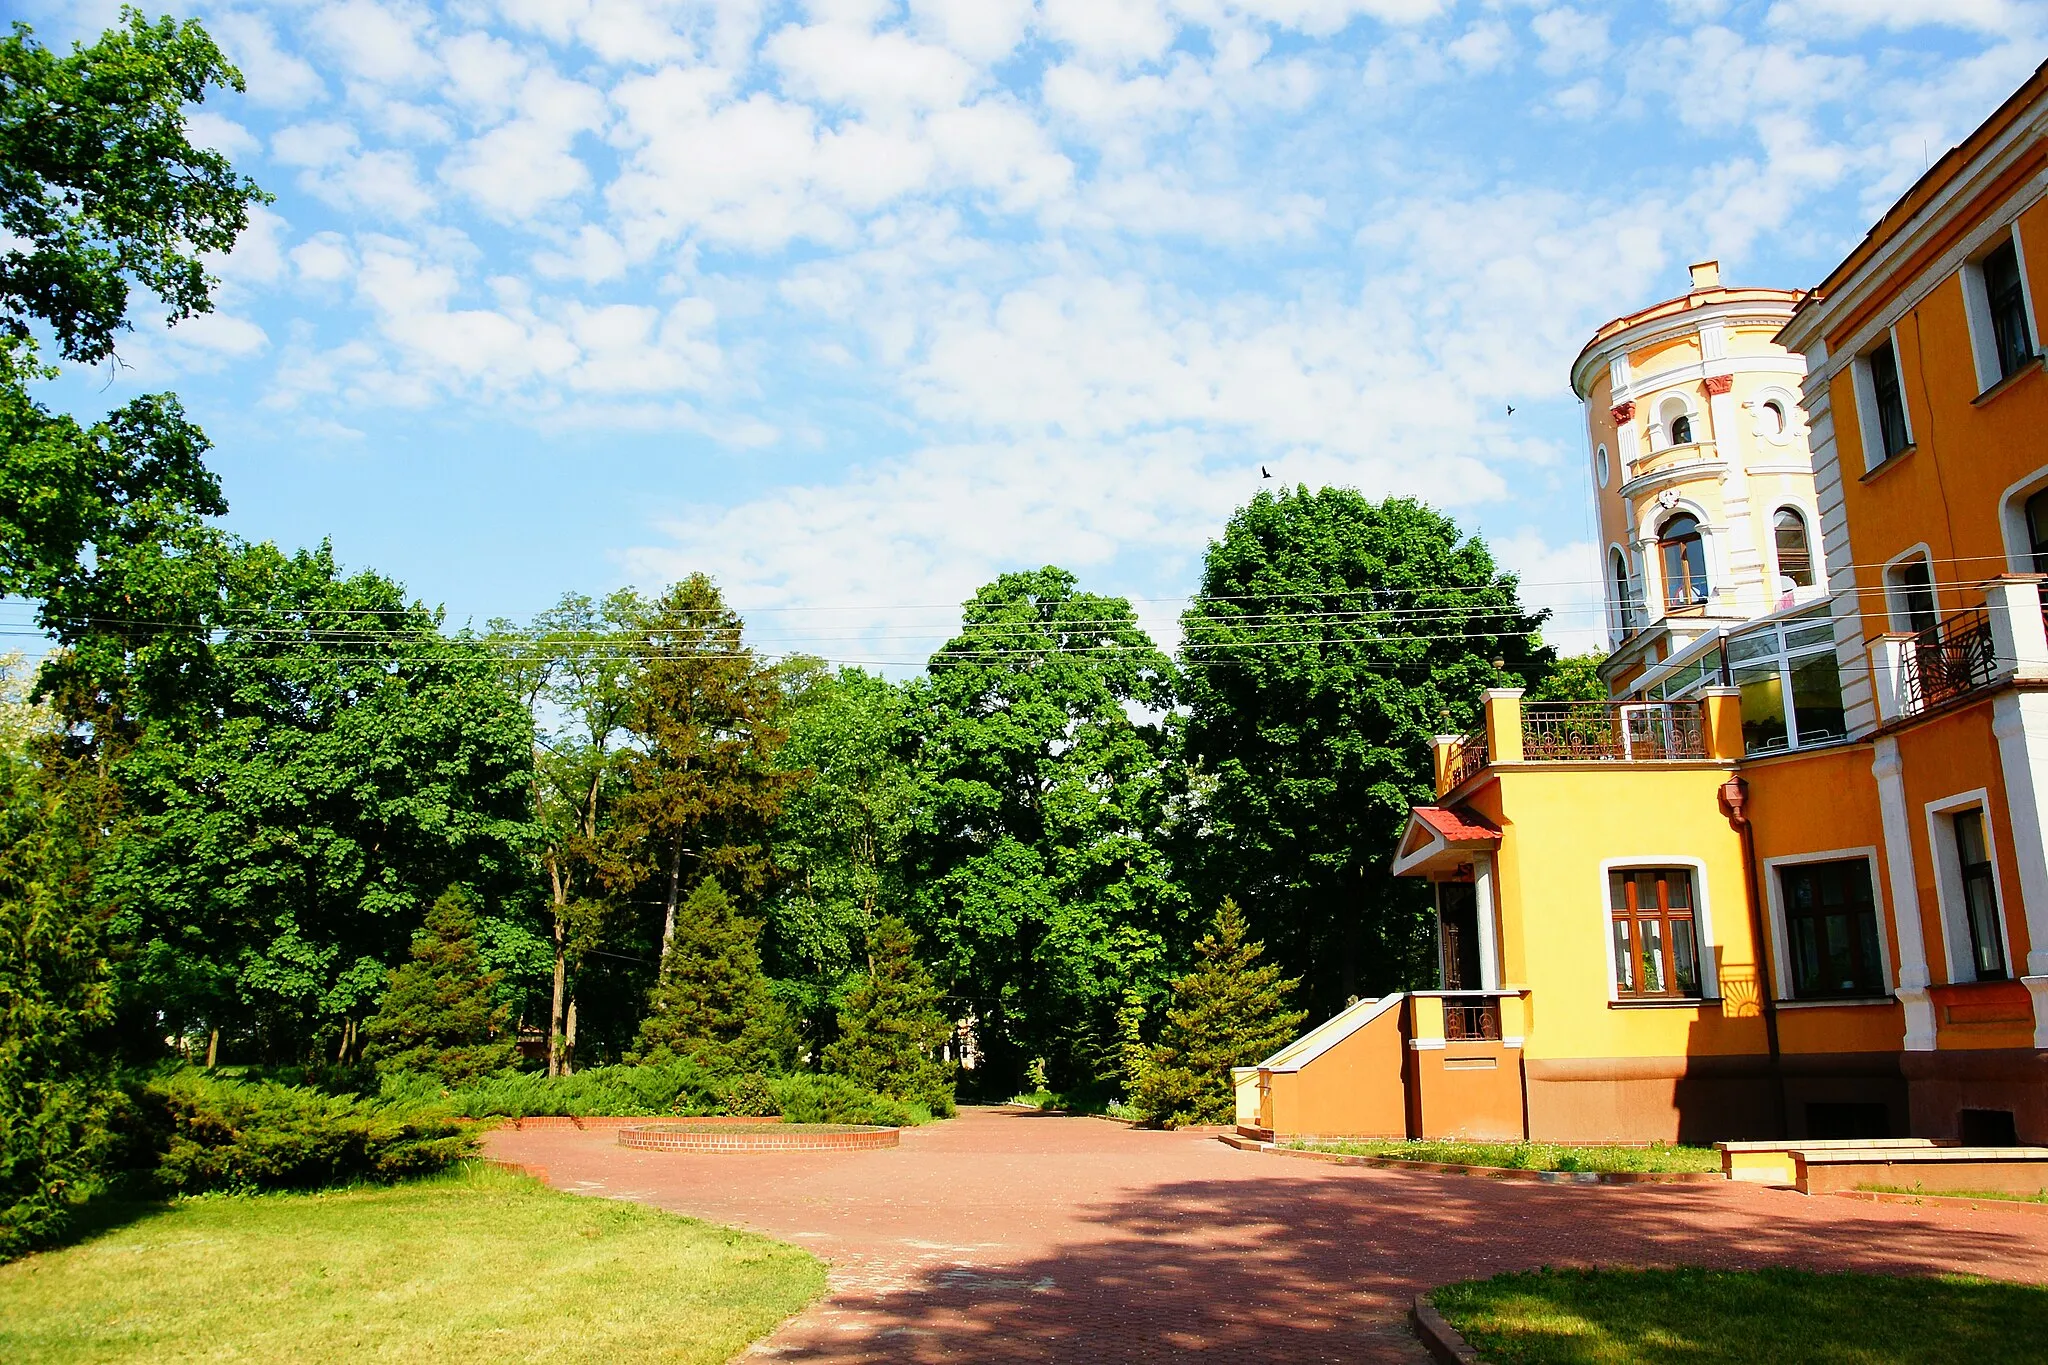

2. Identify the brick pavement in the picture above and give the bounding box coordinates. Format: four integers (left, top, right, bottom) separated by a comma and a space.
483, 1106, 2048, 1363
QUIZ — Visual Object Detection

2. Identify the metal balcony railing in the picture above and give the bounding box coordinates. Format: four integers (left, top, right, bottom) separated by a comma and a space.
1447, 727, 1489, 790
1521, 701, 1709, 761
1443, 998, 1501, 1042
1901, 608, 1998, 712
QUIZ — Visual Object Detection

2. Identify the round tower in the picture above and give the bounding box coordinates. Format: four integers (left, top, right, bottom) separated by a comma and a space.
1572, 261, 1817, 696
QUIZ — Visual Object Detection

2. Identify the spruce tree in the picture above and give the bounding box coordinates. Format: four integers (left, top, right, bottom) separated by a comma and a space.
1129, 899, 1307, 1127
361, 890, 517, 1086
633, 877, 795, 1074
822, 916, 955, 1114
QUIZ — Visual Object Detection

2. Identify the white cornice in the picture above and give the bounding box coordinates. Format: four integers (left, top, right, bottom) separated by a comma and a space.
1573, 302, 1802, 401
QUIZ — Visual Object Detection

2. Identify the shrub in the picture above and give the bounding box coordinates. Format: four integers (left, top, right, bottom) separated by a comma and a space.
450, 1058, 721, 1119
718, 1073, 780, 1117
360, 889, 518, 1086
768, 1073, 923, 1127
142, 1072, 472, 1193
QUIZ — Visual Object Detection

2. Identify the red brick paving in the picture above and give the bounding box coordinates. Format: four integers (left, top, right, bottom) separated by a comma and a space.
483, 1106, 2048, 1362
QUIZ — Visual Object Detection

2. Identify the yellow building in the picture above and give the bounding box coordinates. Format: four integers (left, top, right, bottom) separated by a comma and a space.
1246, 61, 2048, 1150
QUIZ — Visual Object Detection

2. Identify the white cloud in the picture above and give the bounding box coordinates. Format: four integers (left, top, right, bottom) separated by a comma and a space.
1040, 0, 1178, 66
290, 232, 358, 284
441, 70, 607, 219
1490, 532, 1606, 654
1764, 0, 2039, 37
1530, 8, 1610, 75
273, 121, 438, 219
210, 12, 327, 108
767, 20, 980, 115
307, 0, 441, 86
910, 0, 1037, 62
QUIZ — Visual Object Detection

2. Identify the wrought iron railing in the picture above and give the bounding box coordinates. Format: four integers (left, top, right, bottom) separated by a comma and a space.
1443, 998, 1501, 1042
1446, 727, 1488, 790
1520, 701, 1708, 761
1901, 608, 1997, 713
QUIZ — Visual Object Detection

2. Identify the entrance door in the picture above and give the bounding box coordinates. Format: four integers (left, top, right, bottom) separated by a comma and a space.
1438, 881, 1483, 991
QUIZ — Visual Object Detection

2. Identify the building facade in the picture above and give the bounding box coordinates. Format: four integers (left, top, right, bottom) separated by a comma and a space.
1243, 61, 2048, 1148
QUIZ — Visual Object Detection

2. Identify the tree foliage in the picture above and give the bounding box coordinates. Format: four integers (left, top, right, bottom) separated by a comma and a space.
0, 9, 266, 365
361, 889, 518, 1087
766, 664, 918, 1053
904, 567, 1188, 1090
98, 542, 535, 1057
632, 877, 795, 1075
822, 916, 955, 1115
1527, 651, 1609, 702
1128, 899, 1306, 1128
1179, 489, 1549, 1014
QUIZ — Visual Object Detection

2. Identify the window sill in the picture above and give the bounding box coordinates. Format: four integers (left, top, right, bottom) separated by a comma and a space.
1608, 997, 1715, 1009
1859, 446, 1918, 483
1774, 996, 1894, 1010
1972, 354, 2043, 407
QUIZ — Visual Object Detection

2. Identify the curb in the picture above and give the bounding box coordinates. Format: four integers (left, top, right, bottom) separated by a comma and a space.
1410, 1295, 1483, 1365
483, 1158, 550, 1183
1832, 1188, 2048, 1215
1220, 1137, 1724, 1185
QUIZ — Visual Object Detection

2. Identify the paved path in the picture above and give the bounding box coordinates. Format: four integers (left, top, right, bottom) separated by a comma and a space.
484, 1108, 2048, 1362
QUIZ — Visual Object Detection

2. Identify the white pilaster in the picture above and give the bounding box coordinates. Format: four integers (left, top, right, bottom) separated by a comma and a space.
1990, 693, 2048, 1003
1474, 853, 1501, 992
1873, 737, 1937, 1049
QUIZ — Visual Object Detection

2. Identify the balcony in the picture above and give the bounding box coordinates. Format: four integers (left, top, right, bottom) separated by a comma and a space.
1872, 577, 2048, 724
1435, 691, 1733, 797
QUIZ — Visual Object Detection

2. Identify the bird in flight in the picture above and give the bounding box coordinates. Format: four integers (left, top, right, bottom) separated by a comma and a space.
1506, 404, 1516, 416
1260, 465, 1272, 478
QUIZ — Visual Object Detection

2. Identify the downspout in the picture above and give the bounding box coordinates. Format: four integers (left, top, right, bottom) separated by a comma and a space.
1721, 774, 1787, 1138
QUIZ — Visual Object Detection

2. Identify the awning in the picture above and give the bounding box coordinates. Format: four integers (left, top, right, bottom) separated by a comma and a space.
1390, 804, 1502, 877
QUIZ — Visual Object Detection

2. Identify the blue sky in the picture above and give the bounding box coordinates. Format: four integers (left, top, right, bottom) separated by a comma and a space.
19, 0, 2048, 668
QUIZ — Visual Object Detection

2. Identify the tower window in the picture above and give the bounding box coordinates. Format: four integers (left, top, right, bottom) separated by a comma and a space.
1774, 508, 1814, 591
1659, 514, 1708, 610
1670, 413, 1694, 445
1868, 338, 1910, 460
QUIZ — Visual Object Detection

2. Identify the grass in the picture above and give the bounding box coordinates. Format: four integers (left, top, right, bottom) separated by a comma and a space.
1860, 1183, 2048, 1204
0, 1163, 825, 1364
1291, 1138, 1720, 1174
1432, 1267, 2048, 1364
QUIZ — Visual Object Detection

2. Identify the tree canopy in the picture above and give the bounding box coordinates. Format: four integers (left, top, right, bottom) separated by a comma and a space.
1179, 488, 1550, 1014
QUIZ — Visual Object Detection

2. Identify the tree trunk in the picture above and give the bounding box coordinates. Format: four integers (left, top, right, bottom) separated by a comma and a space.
205, 1027, 218, 1069
658, 833, 685, 966
548, 852, 569, 1078
563, 996, 578, 1075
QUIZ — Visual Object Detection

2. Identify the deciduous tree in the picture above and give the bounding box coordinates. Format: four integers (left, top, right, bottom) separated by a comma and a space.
1179, 489, 1548, 1015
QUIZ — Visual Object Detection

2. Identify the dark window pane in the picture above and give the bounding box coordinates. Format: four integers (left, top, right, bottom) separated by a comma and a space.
1789, 650, 1845, 746
1891, 558, 1937, 635
1984, 241, 2034, 381
1774, 508, 1814, 589
1671, 413, 1693, 444
1869, 339, 1910, 459
1778, 859, 1883, 998
1954, 810, 2007, 980
2026, 488, 2048, 575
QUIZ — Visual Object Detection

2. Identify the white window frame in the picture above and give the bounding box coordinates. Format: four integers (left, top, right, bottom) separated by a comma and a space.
1598, 856, 1720, 1003
1595, 442, 1610, 488
1761, 846, 1894, 1004
1960, 222, 2040, 395
1881, 542, 1938, 634
1746, 385, 1801, 448
1768, 501, 1821, 599
1650, 392, 1699, 451
1924, 788, 2015, 985
1852, 326, 1913, 472
1998, 462, 2048, 573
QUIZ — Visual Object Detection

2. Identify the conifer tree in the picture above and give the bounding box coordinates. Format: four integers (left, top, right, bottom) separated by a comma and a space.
1128, 899, 1306, 1127
361, 890, 517, 1086
632, 877, 795, 1074
822, 916, 955, 1114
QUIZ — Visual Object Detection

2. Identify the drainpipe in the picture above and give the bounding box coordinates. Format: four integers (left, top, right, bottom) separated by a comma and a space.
1721, 774, 1787, 1138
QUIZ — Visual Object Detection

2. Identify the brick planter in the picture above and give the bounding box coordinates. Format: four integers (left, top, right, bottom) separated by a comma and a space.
617, 1122, 900, 1152
504, 1114, 785, 1131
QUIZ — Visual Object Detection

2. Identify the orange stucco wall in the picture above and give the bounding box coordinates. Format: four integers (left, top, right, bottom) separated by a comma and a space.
1260, 1000, 1409, 1140
1408, 1042, 1526, 1142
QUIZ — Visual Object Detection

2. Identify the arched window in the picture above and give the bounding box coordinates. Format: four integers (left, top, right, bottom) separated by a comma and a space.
1774, 508, 1815, 592
1610, 548, 1634, 634
2026, 487, 2048, 574
1670, 412, 1694, 445
1659, 514, 1709, 609
1759, 399, 1786, 438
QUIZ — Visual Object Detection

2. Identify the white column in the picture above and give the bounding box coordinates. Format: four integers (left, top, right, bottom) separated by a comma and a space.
1868, 637, 1912, 721
1990, 692, 2048, 1048
1474, 853, 1501, 992
1872, 737, 1937, 1050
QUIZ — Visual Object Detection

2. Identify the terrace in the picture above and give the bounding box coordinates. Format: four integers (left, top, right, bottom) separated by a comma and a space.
1433, 690, 1737, 799
1871, 576, 2048, 725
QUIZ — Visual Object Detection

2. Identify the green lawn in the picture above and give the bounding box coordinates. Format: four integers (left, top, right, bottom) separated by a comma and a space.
1433, 1267, 2048, 1364
0, 1163, 824, 1364
1292, 1139, 1720, 1174
1861, 1183, 2048, 1204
